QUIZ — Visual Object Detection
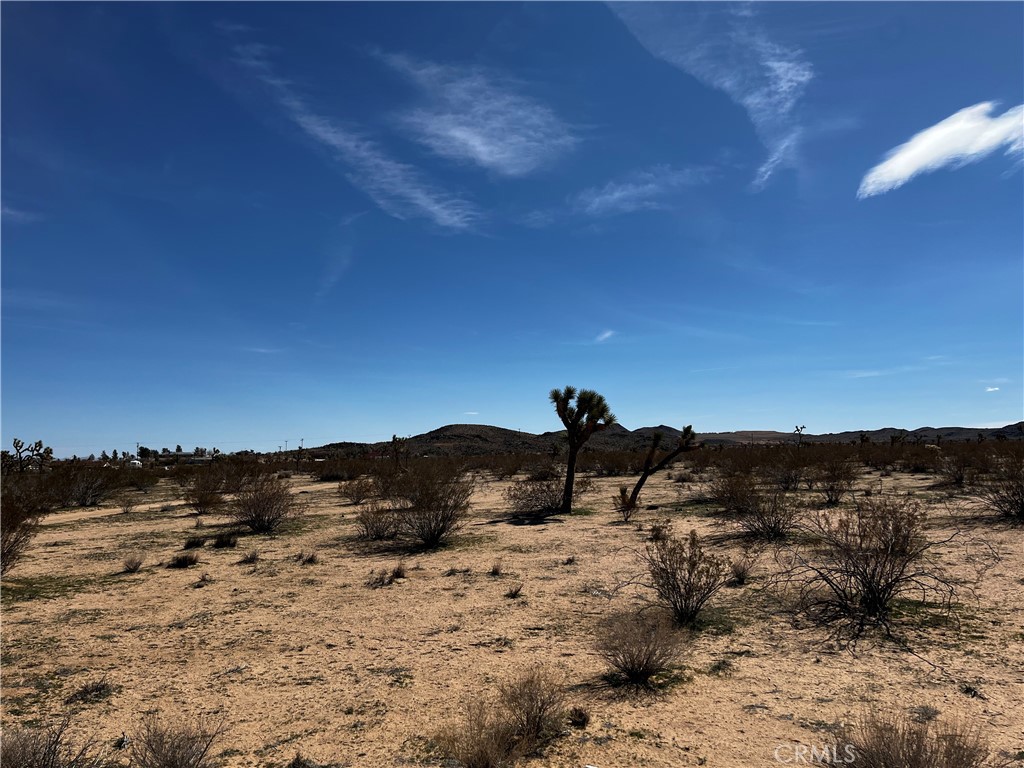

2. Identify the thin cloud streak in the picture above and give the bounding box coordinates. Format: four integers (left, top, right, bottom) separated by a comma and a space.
610, 3, 813, 188
595, 330, 615, 343
2, 205, 42, 223
383, 52, 577, 177
858, 101, 1024, 198
574, 165, 711, 216
232, 44, 478, 230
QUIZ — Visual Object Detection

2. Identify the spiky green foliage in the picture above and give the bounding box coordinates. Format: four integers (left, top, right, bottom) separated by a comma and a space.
549, 386, 615, 515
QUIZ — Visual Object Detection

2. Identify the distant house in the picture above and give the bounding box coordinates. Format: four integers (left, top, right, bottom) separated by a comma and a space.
129, 459, 143, 469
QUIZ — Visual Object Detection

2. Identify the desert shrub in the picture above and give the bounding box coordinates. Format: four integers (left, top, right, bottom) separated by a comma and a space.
388, 461, 474, 549
115, 491, 136, 515
974, 451, 1024, 522
182, 472, 225, 516
168, 553, 199, 569
484, 454, 524, 481
1, 475, 53, 575
728, 554, 756, 586
65, 678, 116, 705
504, 582, 524, 599
815, 453, 858, 506
230, 475, 301, 533
647, 520, 671, 542
566, 707, 590, 729
615, 486, 639, 523
354, 501, 400, 540
46, 465, 119, 508
764, 450, 805, 491
437, 699, 520, 768
315, 457, 375, 483
736, 489, 798, 540
131, 714, 226, 768
489, 560, 503, 577
785, 494, 956, 640
218, 459, 267, 494
708, 471, 759, 514
437, 667, 566, 768
641, 528, 728, 626
238, 550, 259, 564
843, 711, 995, 768
212, 532, 237, 549
503, 473, 591, 517
296, 551, 319, 565
366, 562, 405, 588
588, 450, 645, 477
498, 667, 566, 753
123, 554, 145, 573
596, 612, 681, 687
937, 449, 981, 488
0, 717, 116, 768
183, 536, 206, 550
339, 476, 375, 505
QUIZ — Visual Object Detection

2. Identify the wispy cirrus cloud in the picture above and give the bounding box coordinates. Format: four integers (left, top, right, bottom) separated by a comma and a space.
231, 44, 478, 230
985, 387, 1001, 393
595, 330, 615, 343
2, 205, 43, 223
857, 102, 1024, 199
382, 53, 577, 177
609, 3, 813, 189
574, 165, 711, 216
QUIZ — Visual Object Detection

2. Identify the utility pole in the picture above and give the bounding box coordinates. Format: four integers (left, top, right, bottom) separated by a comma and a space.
285, 440, 288, 452
300, 438, 304, 449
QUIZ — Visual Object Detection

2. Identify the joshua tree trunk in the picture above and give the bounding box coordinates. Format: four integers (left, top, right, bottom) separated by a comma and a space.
561, 443, 580, 515
625, 426, 699, 510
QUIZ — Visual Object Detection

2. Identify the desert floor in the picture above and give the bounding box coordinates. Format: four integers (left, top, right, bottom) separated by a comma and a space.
2, 468, 1022, 767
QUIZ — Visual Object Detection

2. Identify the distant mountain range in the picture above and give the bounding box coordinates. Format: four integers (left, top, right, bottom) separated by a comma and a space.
311, 421, 1024, 457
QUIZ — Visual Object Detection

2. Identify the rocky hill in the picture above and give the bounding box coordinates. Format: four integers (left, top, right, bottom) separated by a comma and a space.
311, 421, 1023, 457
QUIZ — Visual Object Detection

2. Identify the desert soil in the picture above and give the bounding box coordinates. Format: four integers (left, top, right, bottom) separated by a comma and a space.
2, 469, 1022, 767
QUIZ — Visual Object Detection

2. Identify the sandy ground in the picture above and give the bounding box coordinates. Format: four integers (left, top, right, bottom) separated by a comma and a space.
2, 468, 1022, 767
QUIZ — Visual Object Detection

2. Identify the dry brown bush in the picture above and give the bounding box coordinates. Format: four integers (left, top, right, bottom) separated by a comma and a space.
783, 494, 957, 641
182, 471, 226, 516
843, 711, 997, 768
354, 501, 400, 541
230, 475, 301, 533
498, 667, 566, 753
1, 475, 52, 575
975, 451, 1024, 522
736, 489, 798, 540
436, 699, 520, 768
641, 528, 728, 626
0, 717, 116, 768
339, 476, 375, 505
131, 714, 227, 768
596, 612, 682, 687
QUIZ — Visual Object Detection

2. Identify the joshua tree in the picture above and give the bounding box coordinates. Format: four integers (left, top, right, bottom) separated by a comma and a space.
794, 425, 806, 447
620, 426, 700, 513
550, 386, 615, 515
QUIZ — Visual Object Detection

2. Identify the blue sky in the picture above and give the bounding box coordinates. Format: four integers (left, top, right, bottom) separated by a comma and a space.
2, 2, 1022, 457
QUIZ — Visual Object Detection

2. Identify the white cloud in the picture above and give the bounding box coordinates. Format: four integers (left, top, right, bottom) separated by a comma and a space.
463, 411, 479, 416
233, 45, 478, 230
383, 53, 576, 177
315, 246, 353, 301
595, 330, 615, 343
858, 102, 1024, 198
2, 205, 42, 223
574, 165, 711, 216
986, 387, 1000, 392
610, 4, 813, 188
